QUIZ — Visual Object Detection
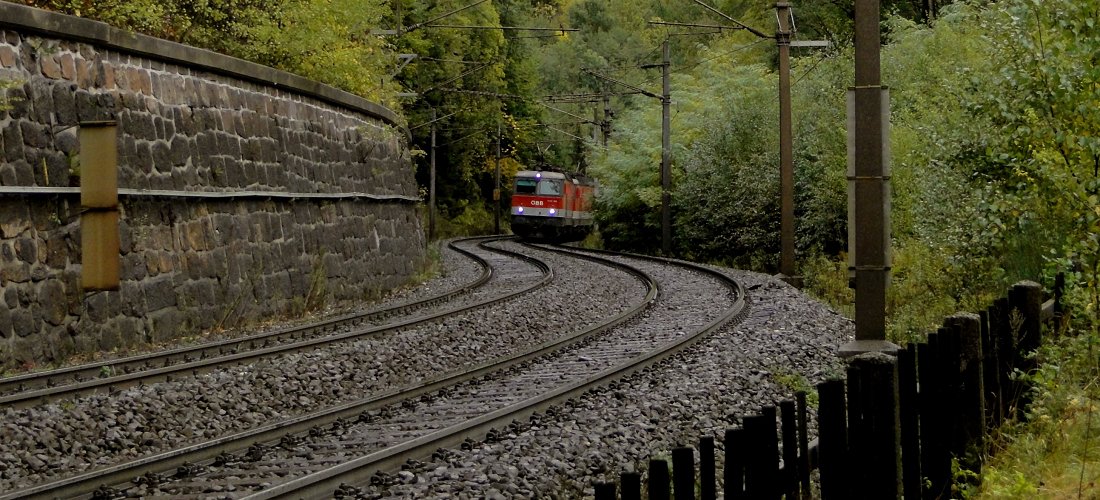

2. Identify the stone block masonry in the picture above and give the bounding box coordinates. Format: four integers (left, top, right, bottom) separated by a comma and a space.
0, 3, 425, 369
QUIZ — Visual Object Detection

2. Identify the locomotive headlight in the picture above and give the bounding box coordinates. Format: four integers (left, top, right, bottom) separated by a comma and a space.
517, 207, 524, 213
548, 209, 556, 216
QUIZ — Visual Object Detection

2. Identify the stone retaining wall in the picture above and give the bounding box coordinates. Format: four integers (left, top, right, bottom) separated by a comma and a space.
0, 3, 424, 368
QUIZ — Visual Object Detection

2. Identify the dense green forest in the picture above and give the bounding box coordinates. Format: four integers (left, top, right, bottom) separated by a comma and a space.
16, 0, 1100, 495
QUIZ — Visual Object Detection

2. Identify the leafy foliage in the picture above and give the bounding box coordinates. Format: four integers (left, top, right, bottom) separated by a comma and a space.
972, 0, 1100, 329
394, 0, 545, 227
17, 0, 396, 101
242, 0, 396, 102
673, 61, 781, 265
980, 327, 1100, 498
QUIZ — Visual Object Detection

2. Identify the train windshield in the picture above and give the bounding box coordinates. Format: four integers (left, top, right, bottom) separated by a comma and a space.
515, 178, 538, 194
537, 179, 563, 196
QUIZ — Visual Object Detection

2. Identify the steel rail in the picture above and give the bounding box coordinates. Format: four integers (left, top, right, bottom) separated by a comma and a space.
6, 242, 657, 500
557, 244, 750, 292
0, 237, 550, 409
246, 245, 747, 500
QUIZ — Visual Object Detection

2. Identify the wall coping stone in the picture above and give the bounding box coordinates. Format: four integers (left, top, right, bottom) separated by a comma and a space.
0, 1, 406, 133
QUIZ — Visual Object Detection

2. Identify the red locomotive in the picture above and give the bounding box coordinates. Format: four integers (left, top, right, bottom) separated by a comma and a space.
510, 169, 597, 241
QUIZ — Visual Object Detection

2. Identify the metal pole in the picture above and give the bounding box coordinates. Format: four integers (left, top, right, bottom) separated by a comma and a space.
494, 120, 502, 235
661, 39, 672, 256
429, 109, 437, 240
843, 0, 896, 355
593, 106, 601, 143
602, 91, 611, 147
777, 2, 797, 282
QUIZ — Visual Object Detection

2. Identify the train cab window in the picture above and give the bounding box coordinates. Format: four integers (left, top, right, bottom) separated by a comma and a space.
537, 179, 563, 196
515, 178, 537, 194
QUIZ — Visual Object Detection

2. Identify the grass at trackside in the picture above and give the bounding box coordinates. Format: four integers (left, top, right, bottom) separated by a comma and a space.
975, 328, 1100, 499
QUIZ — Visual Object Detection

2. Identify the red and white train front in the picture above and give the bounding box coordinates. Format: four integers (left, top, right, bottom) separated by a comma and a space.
510, 170, 596, 241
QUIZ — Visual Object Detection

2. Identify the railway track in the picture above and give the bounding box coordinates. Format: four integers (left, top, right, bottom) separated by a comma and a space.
6, 244, 745, 499
4, 242, 658, 499
248, 244, 748, 500
0, 236, 543, 409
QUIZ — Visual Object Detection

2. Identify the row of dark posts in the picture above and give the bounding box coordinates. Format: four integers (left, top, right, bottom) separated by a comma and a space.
594, 393, 814, 500
592, 277, 1062, 499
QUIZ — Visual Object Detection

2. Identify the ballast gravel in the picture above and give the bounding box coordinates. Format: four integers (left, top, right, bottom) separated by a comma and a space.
349, 267, 854, 499
0, 245, 855, 499
0, 240, 645, 490
124, 252, 740, 497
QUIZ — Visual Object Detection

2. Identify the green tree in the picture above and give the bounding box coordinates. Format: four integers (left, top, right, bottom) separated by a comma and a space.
15, 0, 396, 102
394, 0, 532, 229
243, 0, 395, 102
972, 0, 1100, 326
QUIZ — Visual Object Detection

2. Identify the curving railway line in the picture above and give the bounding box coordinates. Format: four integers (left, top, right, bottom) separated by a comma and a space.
0, 238, 644, 495
245, 244, 748, 500
0, 234, 869, 500
0, 239, 759, 499
3, 241, 646, 497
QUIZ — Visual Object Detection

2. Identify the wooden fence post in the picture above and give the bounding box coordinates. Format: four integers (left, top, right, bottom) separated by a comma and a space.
991, 296, 1015, 417
919, 336, 950, 499
897, 344, 922, 499
763, 406, 780, 500
846, 364, 864, 487
817, 379, 848, 500
724, 428, 745, 499
1054, 272, 1065, 319
796, 391, 811, 499
699, 436, 716, 500
850, 353, 902, 499
781, 399, 799, 498
1012, 280, 1038, 353
1011, 280, 1043, 362
1010, 281, 1043, 416
745, 408, 780, 499
949, 312, 985, 472
672, 447, 695, 500
943, 324, 963, 435
621, 471, 642, 500
936, 326, 965, 463
649, 458, 671, 500
595, 481, 616, 500
980, 308, 1002, 428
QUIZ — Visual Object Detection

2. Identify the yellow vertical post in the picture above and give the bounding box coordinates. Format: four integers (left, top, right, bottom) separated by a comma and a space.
79, 121, 120, 291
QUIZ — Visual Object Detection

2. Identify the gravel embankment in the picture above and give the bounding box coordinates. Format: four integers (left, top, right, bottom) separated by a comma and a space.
120, 248, 739, 497
0, 241, 645, 490
350, 268, 853, 499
